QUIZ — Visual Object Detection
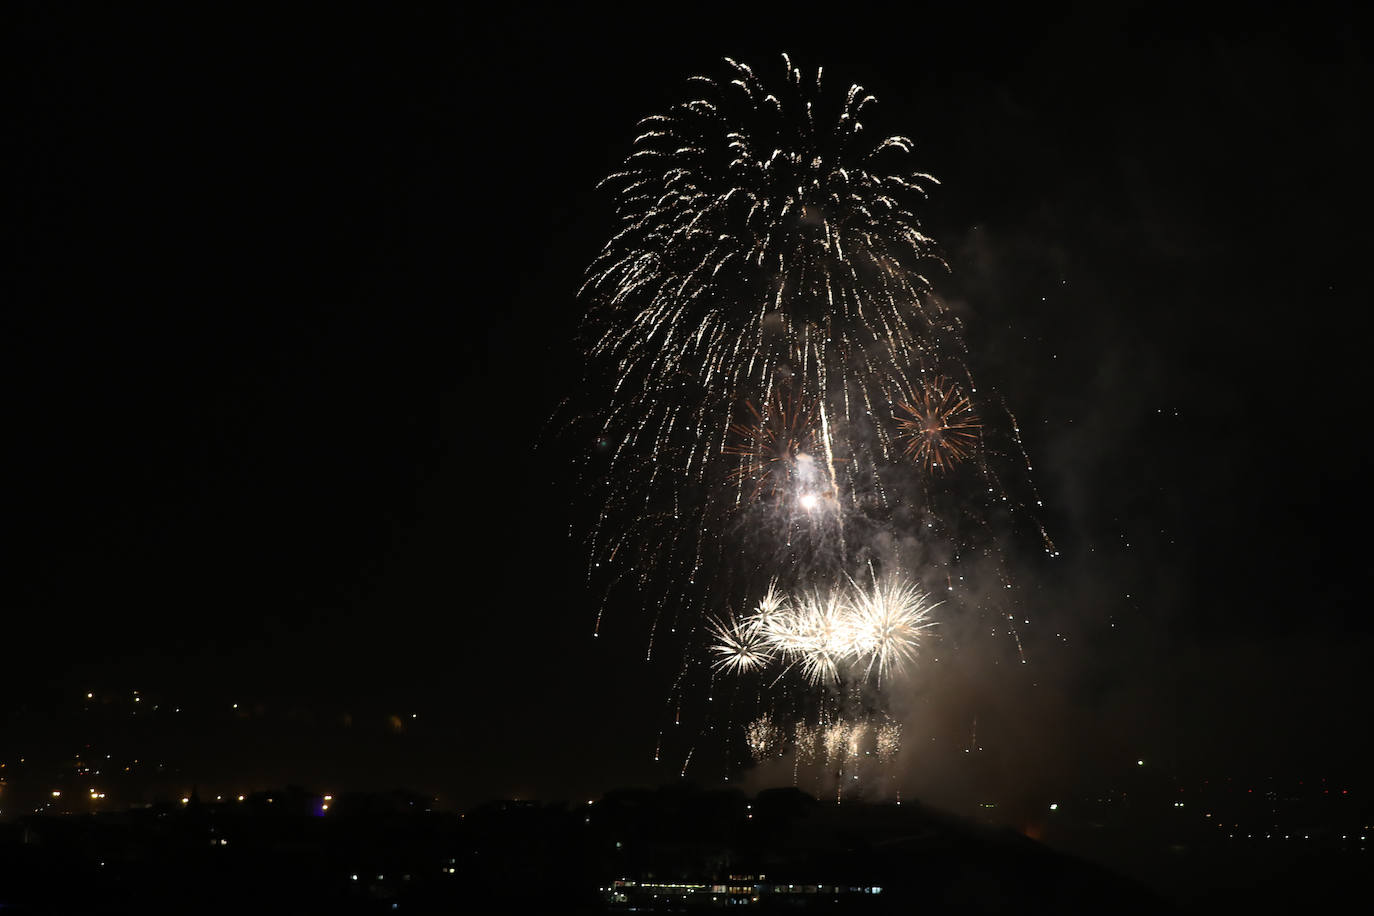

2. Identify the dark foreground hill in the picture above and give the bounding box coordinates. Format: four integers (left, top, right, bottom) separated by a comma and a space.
1, 784, 1176, 914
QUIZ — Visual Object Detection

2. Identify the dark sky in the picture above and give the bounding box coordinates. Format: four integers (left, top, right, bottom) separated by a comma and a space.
10, 3, 1370, 809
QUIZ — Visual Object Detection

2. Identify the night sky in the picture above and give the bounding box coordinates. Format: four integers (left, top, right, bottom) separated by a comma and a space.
11, 4, 1370, 812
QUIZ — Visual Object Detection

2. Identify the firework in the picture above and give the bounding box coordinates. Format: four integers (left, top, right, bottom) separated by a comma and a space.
744, 580, 788, 632
822, 721, 849, 764
894, 376, 980, 473
791, 720, 816, 785
875, 720, 901, 762
722, 386, 827, 501
845, 721, 868, 761
708, 612, 774, 674
578, 55, 957, 596
776, 587, 850, 686
709, 573, 938, 686
745, 714, 782, 762
574, 54, 1054, 777
583, 56, 948, 408
846, 574, 939, 684
793, 720, 818, 762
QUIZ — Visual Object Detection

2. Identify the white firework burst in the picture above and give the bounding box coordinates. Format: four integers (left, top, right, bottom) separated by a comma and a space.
708, 612, 775, 674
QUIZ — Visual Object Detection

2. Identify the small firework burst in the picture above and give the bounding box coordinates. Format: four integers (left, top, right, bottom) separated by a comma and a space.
746, 714, 783, 762
822, 721, 849, 764
723, 387, 824, 502
894, 376, 980, 473
845, 722, 868, 761
708, 613, 774, 674
744, 579, 787, 632
875, 720, 901, 762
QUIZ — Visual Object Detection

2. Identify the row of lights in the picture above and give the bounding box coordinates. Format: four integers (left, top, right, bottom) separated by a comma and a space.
48, 790, 330, 805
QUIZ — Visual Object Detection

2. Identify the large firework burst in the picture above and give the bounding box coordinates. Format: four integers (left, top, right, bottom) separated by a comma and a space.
583, 55, 951, 373
580, 53, 954, 518
572, 54, 1055, 785
578, 55, 970, 625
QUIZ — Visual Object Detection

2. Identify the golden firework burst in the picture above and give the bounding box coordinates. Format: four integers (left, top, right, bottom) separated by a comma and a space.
894, 376, 980, 473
